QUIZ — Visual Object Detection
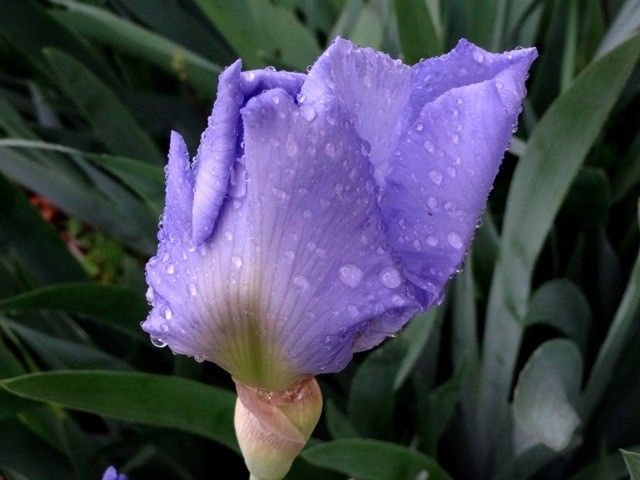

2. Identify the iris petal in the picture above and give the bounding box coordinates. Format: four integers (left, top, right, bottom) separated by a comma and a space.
299, 37, 537, 305
143, 39, 536, 390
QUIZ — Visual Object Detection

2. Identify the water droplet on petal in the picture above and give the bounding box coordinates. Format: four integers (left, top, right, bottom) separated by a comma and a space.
194, 354, 206, 363
164, 307, 173, 320
447, 232, 464, 249
447, 167, 457, 177
300, 104, 316, 121
339, 264, 363, 287
427, 196, 437, 209
166, 264, 175, 274
347, 305, 359, 316
427, 235, 439, 247
424, 140, 435, 153
303, 209, 312, 218
473, 51, 484, 63
188, 283, 198, 297
145, 286, 155, 303
286, 137, 298, 157
429, 170, 443, 185
451, 133, 459, 144
415, 123, 424, 132
151, 336, 166, 348
292, 275, 309, 290
325, 142, 336, 158
380, 267, 402, 289
224, 231, 233, 241
232, 256, 243, 268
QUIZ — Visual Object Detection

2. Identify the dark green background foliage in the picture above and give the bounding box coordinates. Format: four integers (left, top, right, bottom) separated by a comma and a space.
0, 0, 639, 479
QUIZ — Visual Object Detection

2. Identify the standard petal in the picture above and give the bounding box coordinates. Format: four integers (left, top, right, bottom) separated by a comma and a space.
192, 63, 306, 245
192, 60, 244, 246
381, 47, 537, 305
300, 37, 536, 305
240, 88, 420, 380
300, 37, 412, 184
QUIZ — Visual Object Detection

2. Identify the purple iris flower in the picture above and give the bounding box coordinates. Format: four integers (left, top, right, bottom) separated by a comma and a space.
143, 38, 536, 392
102, 466, 128, 480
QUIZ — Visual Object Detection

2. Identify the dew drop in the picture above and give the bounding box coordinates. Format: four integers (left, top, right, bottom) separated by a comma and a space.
224, 231, 233, 241
164, 307, 173, 320
166, 264, 175, 274
285, 137, 298, 157
194, 354, 206, 363
151, 336, 166, 348
427, 235, 439, 247
300, 104, 316, 121
325, 142, 336, 158
429, 170, 443, 185
447, 167, 457, 177
473, 51, 484, 63
424, 140, 435, 153
413, 239, 421, 250
451, 133, 459, 144
380, 267, 402, 289
292, 275, 309, 290
232, 256, 243, 268
188, 283, 198, 297
303, 209, 312, 218
145, 286, 155, 303
347, 305, 359, 317
447, 232, 464, 249
415, 123, 424, 132
339, 264, 363, 287
427, 196, 437, 209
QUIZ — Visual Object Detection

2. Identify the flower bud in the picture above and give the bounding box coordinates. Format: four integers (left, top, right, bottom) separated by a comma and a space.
234, 377, 322, 480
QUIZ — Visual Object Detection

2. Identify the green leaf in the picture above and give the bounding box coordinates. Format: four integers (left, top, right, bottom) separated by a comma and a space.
0, 147, 157, 255
596, 0, 640, 58
622, 449, 640, 480
524, 279, 591, 350
477, 32, 640, 462
0, 174, 86, 285
2, 370, 238, 452
0, 282, 147, 336
394, 0, 443, 63
418, 361, 468, 454
0, 138, 164, 216
0, 0, 116, 85
2, 320, 133, 371
348, 309, 440, 438
513, 339, 583, 451
348, 340, 401, 439
115, 0, 234, 64
325, 398, 358, 439
42, 48, 162, 164
301, 438, 453, 480
584, 240, 640, 417
0, 418, 73, 480
50, 0, 222, 98
193, 0, 320, 70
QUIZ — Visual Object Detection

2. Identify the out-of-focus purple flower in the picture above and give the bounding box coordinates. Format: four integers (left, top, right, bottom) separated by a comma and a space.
102, 466, 128, 480
143, 38, 536, 392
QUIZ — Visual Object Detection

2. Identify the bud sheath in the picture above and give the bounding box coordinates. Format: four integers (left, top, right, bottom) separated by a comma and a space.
234, 377, 322, 480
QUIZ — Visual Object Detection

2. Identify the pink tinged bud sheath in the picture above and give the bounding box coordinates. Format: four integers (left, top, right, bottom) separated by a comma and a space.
234, 377, 322, 480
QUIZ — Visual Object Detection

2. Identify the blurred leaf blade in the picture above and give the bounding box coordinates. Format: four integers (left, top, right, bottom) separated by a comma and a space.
478, 32, 640, 461
2, 370, 238, 452
42, 48, 162, 164
51, 0, 222, 98
301, 438, 453, 480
